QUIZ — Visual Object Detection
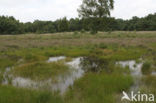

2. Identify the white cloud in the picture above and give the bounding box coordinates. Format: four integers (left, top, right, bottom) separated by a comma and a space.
111, 0, 156, 19
0, 0, 156, 22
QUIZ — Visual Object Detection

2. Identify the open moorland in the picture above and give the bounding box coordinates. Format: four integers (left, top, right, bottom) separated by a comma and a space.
0, 31, 156, 103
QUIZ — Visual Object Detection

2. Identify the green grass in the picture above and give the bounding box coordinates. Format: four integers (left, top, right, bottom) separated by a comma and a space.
142, 61, 152, 75
64, 72, 133, 103
139, 76, 156, 103
0, 85, 63, 103
142, 76, 156, 93
0, 56, 18, 71
0, 44, 146, 67
0, 31, 156, 103
99, 47, 146, 61
0, 73, 3, 84
11, 61, 70, 81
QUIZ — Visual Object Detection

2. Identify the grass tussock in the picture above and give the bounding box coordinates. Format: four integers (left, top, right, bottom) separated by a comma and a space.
12, 62, 69, 81
142, 61, 152, 75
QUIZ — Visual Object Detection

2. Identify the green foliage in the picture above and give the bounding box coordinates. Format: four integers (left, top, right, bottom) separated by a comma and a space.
0, 85, 63, 103
78, 0, 114, 18
0, 56, 18, 70
117, 14, 156, 31
69, 18, 81, 31
65, 72, 133, 103
81, 56, 109, 72
1, 32, 156, 103
57, 17, 69, 32
0, 74, 3, 84
1, 13, 156, 34
0, 16, 23, 34
98, 43, 108, 49
142, 61, 152, 75
33, 20, 56, 34
12, 62, 69, 80
142, 76, 156, 95
36, 92, 51, 103
77, 0, 114, 32
90, 30, 97, 35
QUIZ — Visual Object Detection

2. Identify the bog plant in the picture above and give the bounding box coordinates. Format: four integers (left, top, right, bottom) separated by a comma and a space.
12, 61, 69, 81
142, 61, 152, 75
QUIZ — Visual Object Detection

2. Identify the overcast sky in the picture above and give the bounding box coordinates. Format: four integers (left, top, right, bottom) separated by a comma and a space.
0, 0, 156, 22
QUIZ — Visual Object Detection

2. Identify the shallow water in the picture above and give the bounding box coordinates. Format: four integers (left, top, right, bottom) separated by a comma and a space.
50, 57, 84, 94
47, 56, 66, 62
3, 57, 84, 94
2, 67, 12, 85
116, 60, 143, 92
151, 71, 156, 76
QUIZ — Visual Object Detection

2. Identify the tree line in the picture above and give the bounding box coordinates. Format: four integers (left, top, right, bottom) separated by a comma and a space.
0, 13, 156, 34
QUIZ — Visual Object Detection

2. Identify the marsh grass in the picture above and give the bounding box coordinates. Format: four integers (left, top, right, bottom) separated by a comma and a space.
0, 85, 63, 103
142, 61, 152, 75
0, 56, 17, 71
64, 72, 133, 103
11, 61, 70, 81
140, 76, 156, 103
0, 73, 3, 84
64, 58, 132, 103
0, 31, 156, 103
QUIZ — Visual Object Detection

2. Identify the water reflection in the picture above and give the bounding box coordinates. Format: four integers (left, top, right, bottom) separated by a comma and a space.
2, 57, 84, 94
47, 56, 66, 62
2, 67, 12, 85
116, 60, 143, 92
151, 71, 156, 76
